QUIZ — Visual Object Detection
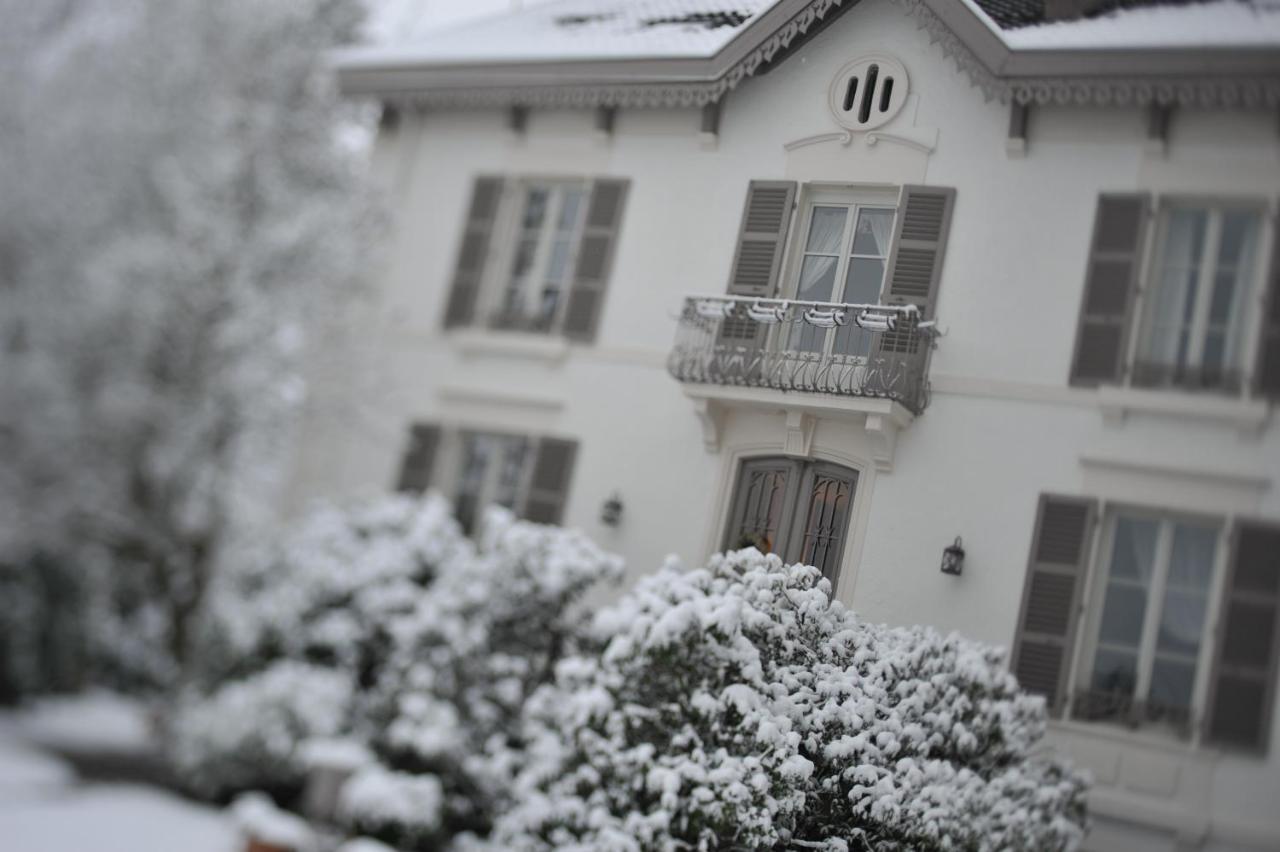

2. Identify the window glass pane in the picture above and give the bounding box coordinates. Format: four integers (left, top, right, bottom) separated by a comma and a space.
546, 239, 571, 284
1149, 658, 1196, 711
1109, 517, 1159, 580
805, 206, 847, 254
793, 256, 838, 352
1098, 584, 1148, 646
797, 472, 853, 585
842, 257, 885, 305
1156, 590, 1207, 657
1217, 210, 1259, 269
522, 188, 549, 229
1091, 647, 1138, 695
493, 438, 530, 509
851, 208, 894, 257
1164, 209, 1208, 269
729, 464, 791, 554
557, 187, 584, 230
1167, 523, 1217, 589
1139, 209, 1206, 372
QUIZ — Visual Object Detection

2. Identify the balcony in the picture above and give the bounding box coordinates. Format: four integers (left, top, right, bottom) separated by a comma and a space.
667, 295, 936, 415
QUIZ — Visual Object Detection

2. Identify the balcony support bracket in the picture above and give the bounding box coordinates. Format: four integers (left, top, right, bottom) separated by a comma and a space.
865, 412, 904, 473
783, 411, 817, 458
692, 397, 725, 452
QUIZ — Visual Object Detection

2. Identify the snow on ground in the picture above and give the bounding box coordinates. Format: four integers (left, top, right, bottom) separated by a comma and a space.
0, 695, 238, 852
6, 691, 154, 754
0, 740, 75, 797
0, 783, 239, 852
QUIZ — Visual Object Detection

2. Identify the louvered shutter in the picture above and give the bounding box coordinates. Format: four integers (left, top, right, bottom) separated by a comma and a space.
1010, 494, 1097, 716
443, 177, 503, 328
1254, 207, 1280, 398
1068, 194, 1150, 385
395, 423, 441, 493
1204, 522, 1280, 752
723, 181, 796, 343
877, 186, 956, 355
522, 438, 578, 525
563, 179, 629, 342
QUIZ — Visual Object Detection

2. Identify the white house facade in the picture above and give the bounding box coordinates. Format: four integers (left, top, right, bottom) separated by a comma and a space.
288, 1, 1280, 848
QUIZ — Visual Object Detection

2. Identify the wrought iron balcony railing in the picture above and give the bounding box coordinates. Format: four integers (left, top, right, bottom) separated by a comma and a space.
667, 296, 937, 415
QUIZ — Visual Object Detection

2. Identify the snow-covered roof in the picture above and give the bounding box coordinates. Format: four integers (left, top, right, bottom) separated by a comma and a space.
335, 0, 1280, 110
968, 0, 1280, 50
346, 0, 780, 67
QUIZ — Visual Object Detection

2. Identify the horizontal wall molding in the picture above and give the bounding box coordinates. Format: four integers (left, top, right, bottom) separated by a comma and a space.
436, 385, 565, 412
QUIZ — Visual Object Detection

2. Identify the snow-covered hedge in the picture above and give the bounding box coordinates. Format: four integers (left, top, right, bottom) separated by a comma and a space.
168, 492, 621, 815
489, 549, 1089, 852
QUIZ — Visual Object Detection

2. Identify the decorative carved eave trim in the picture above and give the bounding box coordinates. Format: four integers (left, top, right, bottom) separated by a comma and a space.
897, 0, 1280, 107
340, 0, 1280, 111
344, 0, 851, 111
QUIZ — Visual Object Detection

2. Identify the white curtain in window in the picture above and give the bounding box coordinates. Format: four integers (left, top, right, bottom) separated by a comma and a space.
863, 209, 894, 259
1140, 210, 1203, 367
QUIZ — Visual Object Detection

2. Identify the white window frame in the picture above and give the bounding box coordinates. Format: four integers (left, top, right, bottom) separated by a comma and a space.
775, 185, 899, 361
781, 185, 899, 304
1070, 504, 1232, 744
1123, 196, 1272, 396
478, 177, 590, 334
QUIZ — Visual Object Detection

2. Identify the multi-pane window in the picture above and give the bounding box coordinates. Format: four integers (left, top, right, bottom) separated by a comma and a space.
1075, 511, 1221, 735
453, 431, 533, 534
790, 202, 896, 356
723, 457, 858, 588
1133, 205, 1263, 392
492, 181, 588, 333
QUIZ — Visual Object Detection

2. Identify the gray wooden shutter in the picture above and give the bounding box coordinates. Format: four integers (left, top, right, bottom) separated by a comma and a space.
395, 423, 440, 493
522, 437, 578, 525
443, 177, 503, 328
1068, 194, 1151, 386
1253, 207, 1280, 398
563, 179, 629, 342
1010, 494, 1097, 717
877, 186, 956, 355
726, 181, 796, 298
1204, 522, 1280, 752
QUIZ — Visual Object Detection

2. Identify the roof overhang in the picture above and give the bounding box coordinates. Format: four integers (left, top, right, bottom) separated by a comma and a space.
334, 0, 1280, 110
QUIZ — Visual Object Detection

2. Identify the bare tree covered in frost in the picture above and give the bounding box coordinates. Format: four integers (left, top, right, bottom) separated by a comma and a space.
489, 549, 1089, 852
0, 0, 373, 691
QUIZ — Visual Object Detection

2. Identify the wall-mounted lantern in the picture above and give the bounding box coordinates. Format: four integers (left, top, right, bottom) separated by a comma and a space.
941, 536, 965, 576
601, 493, 624, 527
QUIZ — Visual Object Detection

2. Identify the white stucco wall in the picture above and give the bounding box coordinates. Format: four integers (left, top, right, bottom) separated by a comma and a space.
288, 1, 1280, 848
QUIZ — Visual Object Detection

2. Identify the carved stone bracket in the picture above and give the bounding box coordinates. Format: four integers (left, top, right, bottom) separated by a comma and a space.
692, 397, 725, 452
864, 411, 906, 472
783, 411, 817, 457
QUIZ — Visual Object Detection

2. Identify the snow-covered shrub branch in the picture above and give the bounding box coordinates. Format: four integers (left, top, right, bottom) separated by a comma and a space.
490, 549, 1088, 852
169, 492, 622, 823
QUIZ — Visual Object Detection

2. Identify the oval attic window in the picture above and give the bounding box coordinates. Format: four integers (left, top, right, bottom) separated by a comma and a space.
828, 55, 909, 131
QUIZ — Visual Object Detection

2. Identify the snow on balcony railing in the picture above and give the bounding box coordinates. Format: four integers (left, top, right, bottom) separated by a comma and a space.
667, 295, 937, 415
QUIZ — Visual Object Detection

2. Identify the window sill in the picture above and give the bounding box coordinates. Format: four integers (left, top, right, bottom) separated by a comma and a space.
448, 328, 571, 364
1048, 717, 1215, 760
1096, 384, 1272, 433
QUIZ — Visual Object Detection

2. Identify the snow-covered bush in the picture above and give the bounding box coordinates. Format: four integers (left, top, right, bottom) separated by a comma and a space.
171, 662, 352, 799
346, 507, 624, 848
491, 549, 1088, 852
169, 492, 621, 818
